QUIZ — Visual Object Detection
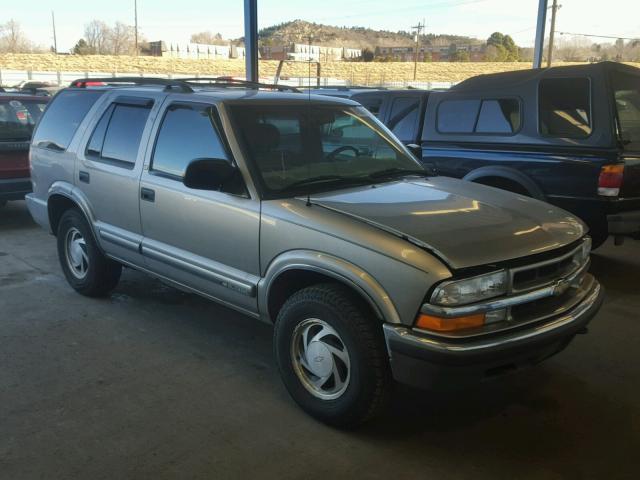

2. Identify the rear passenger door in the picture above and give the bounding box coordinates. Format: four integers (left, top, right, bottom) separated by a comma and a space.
76, 93, 162, 265
139, 101, 261, 315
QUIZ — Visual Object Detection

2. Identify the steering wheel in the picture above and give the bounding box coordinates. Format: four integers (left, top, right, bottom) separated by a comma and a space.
326, 145, 360, 162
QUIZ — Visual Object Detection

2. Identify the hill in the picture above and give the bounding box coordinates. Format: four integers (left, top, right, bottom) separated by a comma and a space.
257, 20, 482, 50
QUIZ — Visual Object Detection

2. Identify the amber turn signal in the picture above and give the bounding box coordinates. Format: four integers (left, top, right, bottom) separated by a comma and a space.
415, 313, 485, 332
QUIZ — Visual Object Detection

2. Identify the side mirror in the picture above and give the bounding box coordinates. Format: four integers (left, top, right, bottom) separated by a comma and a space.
183, 158, 236, 191
406, 143, 422, 159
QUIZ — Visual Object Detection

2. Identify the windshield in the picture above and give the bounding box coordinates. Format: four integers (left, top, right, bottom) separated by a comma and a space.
0, 99, 47, 142
611, 71, 640, 151
230, 104, 424, 197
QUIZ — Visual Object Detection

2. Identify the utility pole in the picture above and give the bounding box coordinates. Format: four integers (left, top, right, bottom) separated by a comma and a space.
412, 19, 424, 81
547, 0, 561, 67
134, 0, 139, 55
51, 11, 57, 54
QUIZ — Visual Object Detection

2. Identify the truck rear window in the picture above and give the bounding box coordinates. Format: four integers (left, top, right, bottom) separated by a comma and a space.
32, 90, 103, 151
0, 99, 48, 142
611, 71, 640, 152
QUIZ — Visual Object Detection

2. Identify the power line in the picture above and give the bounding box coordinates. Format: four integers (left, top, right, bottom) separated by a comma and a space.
557, 31, 639, 41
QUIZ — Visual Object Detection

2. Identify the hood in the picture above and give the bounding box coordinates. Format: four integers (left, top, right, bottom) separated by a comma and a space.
308, 177, 585, 270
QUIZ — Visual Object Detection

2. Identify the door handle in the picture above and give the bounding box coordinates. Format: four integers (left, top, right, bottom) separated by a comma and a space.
141, 187, 155, 202
79, 171, 90, 183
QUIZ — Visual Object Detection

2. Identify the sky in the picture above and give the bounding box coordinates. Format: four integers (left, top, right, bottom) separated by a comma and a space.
3, 0, 639, 53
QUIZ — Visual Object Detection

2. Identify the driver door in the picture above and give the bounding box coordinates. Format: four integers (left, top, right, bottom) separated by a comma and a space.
139, 100, 260, 315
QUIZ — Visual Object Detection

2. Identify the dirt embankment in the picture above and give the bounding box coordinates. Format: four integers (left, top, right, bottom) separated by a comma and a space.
1, 54, 638, 84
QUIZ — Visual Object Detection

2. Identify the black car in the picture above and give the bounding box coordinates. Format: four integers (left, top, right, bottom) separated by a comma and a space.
314, 62, 640, 249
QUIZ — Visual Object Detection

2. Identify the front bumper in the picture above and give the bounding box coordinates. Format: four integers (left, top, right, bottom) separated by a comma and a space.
0, 177, 31, 202
383, 278, 604, 390
607, 210, 640, 236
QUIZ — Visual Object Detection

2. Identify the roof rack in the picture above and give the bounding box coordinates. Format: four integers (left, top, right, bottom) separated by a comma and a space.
71, 77, 193, 93
179, 77, 301, 93
70, 76, 301, 94
305, 85, 388, 91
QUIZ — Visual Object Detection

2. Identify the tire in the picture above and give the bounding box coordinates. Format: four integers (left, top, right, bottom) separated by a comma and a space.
274, 283, 392, 428
0, 200, 7, 208
56, 209, 122, 297
589, 228, 609, 250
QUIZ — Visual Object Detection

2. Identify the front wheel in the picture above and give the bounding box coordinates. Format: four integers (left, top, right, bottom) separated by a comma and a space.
56, 209, 122, 297
274, 284, 392, 428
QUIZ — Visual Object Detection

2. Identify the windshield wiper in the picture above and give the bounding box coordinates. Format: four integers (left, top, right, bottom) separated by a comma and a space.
367, 168, 430, 180
282, 175, 370, 192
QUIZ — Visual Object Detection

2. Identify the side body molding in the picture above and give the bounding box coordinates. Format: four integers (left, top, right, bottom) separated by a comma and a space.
258, 250, 401, 324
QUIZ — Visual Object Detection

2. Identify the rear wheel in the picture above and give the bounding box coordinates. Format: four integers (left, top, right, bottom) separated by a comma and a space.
56, 209, 122, 297
274, 283, 392, 428
473, 177, 532, 197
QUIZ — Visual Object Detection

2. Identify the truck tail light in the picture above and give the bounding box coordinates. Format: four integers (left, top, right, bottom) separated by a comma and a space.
598, 164, 624, 197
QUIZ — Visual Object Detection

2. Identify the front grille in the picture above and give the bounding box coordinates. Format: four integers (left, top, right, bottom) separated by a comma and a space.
512, 255, 577, 292
510, 244, 584, 294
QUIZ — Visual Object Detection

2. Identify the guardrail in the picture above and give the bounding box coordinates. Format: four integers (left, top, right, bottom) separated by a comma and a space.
0, 69, 455, 90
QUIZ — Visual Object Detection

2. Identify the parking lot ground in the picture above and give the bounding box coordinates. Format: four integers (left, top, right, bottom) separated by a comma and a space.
1, 200, 639, 480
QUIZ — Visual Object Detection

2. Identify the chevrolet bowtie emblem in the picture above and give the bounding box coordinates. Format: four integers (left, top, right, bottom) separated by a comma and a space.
552, 279, 571, 296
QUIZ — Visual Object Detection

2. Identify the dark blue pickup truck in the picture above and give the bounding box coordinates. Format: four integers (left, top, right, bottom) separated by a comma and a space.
312, 62, 640, 248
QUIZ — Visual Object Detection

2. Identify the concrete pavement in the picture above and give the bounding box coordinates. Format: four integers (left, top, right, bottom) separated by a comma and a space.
1, 200, 638, 479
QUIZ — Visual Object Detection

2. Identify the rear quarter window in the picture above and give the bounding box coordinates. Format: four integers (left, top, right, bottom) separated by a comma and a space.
32, 89, 104, 151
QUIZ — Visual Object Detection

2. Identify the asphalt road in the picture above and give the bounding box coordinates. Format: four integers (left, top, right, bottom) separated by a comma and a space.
1, 200, 638, 480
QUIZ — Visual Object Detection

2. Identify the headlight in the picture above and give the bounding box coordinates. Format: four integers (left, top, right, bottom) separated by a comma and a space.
580, 237, 592, 263
431, 270, 508, 306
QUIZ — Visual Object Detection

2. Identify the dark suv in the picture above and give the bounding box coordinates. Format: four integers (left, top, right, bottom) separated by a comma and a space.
314, 62, 640, 248
0, 94, 49, 207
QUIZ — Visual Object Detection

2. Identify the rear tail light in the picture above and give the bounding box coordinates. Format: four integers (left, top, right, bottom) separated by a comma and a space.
598, 164, 624, 197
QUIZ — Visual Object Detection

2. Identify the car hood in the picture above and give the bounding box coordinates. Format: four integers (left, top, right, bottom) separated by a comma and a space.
308, 177, 585, 270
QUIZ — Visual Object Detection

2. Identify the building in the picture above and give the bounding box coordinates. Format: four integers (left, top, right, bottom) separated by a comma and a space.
145, 41, 246, 60
260, 43, 362, 62
375, 41, 486, 61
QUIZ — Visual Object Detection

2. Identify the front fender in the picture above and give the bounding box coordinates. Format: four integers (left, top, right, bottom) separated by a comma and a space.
258, 250, 402, 325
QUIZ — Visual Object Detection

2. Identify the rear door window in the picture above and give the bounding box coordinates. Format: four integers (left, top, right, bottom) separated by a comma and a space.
388, 96, 420, 142
32, 90, 103, 150
539, 78, 592, 138
86, 102, 151, 167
